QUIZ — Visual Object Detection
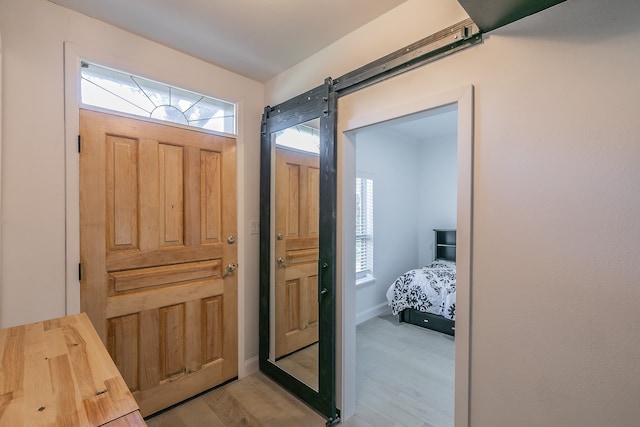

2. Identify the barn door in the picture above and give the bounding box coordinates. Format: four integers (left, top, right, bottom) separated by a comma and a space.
259, 79, 338, 422
79, 109, 237, 416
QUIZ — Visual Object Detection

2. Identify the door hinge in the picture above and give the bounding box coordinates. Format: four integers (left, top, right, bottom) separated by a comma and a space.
77, 135, 81, 153
78, 263, 82, 281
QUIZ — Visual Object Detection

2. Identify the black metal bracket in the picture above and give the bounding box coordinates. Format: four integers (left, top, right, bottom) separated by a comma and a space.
326, 413, 341, 426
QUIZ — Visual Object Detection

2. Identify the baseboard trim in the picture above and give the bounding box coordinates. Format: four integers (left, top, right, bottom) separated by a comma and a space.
240, 356, 259, 378
356, 303, 390, 325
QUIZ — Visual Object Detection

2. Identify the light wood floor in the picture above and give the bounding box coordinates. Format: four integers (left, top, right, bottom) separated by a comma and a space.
145, 372, 326, 427
146, 314, 453, 427
352, 314, 454, 427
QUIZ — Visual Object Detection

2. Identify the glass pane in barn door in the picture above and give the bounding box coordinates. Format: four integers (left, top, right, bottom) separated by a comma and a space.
273, 121, 320, 388
259, 80, 338, 423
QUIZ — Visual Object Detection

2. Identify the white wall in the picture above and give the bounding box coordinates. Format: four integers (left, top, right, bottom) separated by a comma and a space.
264, 0, 469, 105
418, 133, 457, 264
0, 33, 3, 321
353, 129, 420, 322
0, 0, 263, 370
266, 0, 640, 425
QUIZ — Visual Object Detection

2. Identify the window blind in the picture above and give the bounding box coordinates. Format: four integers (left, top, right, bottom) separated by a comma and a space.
355, 176, 373, 277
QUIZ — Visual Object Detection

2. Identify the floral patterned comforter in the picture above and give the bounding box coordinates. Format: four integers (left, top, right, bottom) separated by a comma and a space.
385, 259, 456, 320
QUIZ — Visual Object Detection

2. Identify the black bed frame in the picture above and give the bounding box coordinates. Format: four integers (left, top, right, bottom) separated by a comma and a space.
398, 229, 456, 337
399, 308, 455, 336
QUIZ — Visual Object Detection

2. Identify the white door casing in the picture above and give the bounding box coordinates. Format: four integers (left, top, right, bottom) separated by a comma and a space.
337, 84, 473, 426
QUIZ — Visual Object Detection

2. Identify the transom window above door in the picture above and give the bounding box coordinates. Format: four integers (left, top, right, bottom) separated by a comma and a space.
80, 62, 236, 135
274, 122, 320, 154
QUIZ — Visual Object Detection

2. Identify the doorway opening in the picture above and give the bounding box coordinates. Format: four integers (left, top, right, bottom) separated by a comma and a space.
338, 85, 473, 425
349, 104, 457, 425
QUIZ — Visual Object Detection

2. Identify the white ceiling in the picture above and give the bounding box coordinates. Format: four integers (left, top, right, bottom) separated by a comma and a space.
385, 104, 457, 141
48, 0, 454, 138
356, 103, 458, 142
48, 0, 407, 82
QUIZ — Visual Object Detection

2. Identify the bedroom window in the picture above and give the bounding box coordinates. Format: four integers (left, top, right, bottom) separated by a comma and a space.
80, 62, 236, 135
356, 174, 374, 283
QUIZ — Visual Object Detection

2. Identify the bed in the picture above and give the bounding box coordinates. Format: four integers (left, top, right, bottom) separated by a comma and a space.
385, 229, 456, 336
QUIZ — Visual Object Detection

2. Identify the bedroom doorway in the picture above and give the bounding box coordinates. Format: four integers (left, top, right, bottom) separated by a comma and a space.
338, 85, 473, 425
350, 104, 457, 427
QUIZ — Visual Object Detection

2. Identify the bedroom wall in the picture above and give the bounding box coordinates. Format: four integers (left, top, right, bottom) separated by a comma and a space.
418, 133, 457, 265
0, 0, 263, 371
353, 125, 457, 323
353, 128, 420, 323
266, 0, 640, 425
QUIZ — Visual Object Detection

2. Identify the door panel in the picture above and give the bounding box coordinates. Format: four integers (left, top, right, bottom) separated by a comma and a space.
108, 314, 140, 389
80, 109, 237, 416
107, 136, 139, 250
201, 150, 223, 243
158, 144, 185, 246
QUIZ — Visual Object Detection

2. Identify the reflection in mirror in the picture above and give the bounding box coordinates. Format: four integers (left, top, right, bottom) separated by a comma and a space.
270, 119, 320, 390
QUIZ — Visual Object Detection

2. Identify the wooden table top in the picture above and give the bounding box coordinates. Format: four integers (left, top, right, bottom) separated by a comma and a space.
0, 313, 146, 426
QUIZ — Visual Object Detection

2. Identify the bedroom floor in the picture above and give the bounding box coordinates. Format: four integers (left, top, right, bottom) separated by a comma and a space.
145, 314, 454, 426
353, 314, 454, 426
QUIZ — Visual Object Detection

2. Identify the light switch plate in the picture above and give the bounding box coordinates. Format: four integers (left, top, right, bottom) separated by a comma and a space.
250, 220, 259, 235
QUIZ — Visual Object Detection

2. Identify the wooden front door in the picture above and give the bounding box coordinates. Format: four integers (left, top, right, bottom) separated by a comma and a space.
274, 146, 319, 359
79, 110, 237, 416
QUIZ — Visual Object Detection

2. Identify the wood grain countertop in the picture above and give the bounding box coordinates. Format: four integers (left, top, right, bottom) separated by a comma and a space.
0, 312, 146, 426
